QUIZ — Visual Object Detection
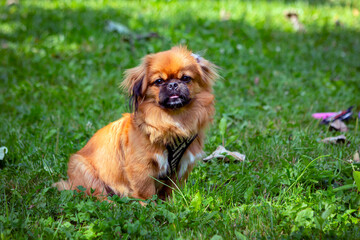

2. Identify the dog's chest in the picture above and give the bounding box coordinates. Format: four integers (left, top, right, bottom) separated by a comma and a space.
155, 135, 198, 179
155, 150, 198, 179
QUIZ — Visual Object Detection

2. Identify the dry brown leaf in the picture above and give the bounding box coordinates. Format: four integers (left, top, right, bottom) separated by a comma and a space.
354, 151, 360, 163
285, 11, 306, 32
6, 0, 18, 6
0, 146, 8, 160
321, 135, 349, 145
353, 8, 359, 17
220, 9, 231, 21
330, 119, 348, 132
203, 145, 245, 162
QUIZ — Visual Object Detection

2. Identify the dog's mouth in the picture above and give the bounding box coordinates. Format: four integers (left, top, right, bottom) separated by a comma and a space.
158, 81, 191, 110
160, 94, 191, 109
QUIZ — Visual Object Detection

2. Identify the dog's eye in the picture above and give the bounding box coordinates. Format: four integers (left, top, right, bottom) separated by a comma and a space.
154, 79, 164, 86
181, 75, 192, 82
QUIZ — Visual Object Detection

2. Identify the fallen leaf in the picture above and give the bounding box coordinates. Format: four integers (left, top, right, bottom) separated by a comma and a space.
6, 0, 18, 6
105, 21, 160, 41
220, 9, 231, 21
0, 146, 8, 160
321, 135, 349, 145
203, 145, 245, 162
353, 8, 359, 17
354, 151, 360, 163
329, 119, 348, 132
284, 11, 306, 32
105, 21, 131, 35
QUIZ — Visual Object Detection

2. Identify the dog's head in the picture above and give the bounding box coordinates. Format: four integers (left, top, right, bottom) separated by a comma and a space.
122, 46, 218, 112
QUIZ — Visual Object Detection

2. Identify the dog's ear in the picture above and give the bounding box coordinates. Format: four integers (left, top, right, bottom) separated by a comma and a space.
122, 58, 149, 112
192, 53, 219, 88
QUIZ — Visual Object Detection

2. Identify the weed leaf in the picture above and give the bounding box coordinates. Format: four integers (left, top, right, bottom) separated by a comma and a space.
219, 117, 227, 137
321, 205, 335, 220
210, 235, 223, 240
295, 208, 314, 226
352, 171, 360, 191
44, 129, 57, 141
190, 192, 202, 211
244, 185, 255, 203
235, 230, 248, 240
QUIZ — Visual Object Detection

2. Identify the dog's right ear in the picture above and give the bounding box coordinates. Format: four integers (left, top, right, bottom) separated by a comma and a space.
191, 53, 219, 88
121, 58, 149, 112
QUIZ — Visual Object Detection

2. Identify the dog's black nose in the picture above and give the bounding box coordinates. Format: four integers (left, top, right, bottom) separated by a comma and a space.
167, 82, 178, 90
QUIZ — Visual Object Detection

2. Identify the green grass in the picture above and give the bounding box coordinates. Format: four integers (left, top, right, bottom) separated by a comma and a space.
1, 0, 360, 239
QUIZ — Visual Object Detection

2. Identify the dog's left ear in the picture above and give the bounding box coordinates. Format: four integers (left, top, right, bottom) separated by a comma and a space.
122, 58, 149, 111
192, 53, 219, 88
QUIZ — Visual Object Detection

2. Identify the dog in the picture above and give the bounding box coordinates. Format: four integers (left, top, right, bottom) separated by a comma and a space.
54, 46, 218, 201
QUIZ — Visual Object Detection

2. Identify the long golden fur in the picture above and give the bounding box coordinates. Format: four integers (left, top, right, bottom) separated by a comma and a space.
54, 46, 218, 201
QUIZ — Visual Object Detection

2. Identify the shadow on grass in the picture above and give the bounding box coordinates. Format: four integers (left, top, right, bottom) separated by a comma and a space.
274, 0, 358, 7
1, 1, 359, 167
1, 2, 359, 105
1, 2, 360, 132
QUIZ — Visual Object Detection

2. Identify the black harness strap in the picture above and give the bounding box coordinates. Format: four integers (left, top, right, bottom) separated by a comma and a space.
164, 134, 198, 178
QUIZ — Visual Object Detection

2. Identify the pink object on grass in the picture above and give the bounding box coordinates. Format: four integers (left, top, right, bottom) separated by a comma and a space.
311, 112, 337, 120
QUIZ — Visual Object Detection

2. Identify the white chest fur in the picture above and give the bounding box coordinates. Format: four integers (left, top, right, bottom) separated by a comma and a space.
155, 150, 203, 179
155, 150, 169, 179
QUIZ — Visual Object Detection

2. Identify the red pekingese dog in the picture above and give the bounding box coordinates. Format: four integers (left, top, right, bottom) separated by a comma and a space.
54, 46, 218, 201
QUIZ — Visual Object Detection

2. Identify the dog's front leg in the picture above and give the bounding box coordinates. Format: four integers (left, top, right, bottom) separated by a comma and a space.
132, 181, 156, 206
126, 167, 157, 205
157, 180, 175, 201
